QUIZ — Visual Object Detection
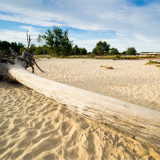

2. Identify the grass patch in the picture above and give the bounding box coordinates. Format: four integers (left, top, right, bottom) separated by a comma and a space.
35, 55, 54, 59
35, 54, 158, 60
68, 55, 157, 60
157, 55, 160, 58
68, 55, 94, 59
145, 60, 160, 65
145, 60, 160, 69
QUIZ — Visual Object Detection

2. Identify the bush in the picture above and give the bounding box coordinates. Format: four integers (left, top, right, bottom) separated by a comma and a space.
47, 49, 55, 56
19, 47, 25, 55
110, 48, 119, 55
126, 47, 137, 55
80, 48, 87, 55
35, 46, 44, 55
92, 41, 110, 55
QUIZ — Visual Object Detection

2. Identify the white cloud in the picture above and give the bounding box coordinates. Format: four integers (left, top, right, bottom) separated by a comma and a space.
19, 26, 37, 33
0, 30, 27, 44
0, 0, 160, 52
70, 34, 160, 52
1, 27, 159, 53
0, 13, 63, 27
0, 28, 40, 45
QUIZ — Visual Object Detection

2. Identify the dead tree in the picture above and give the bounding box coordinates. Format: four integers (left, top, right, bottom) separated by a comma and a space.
0, 32, 44, 81
0, 35, 160, 149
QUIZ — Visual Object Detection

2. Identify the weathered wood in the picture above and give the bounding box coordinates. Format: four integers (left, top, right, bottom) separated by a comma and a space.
0, 63, 16, 82
6, 64, 160, 149
0, 32, 43, 77
0, 47, 44, 80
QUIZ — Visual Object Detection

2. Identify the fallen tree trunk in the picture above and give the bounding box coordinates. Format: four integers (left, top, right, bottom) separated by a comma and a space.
0, 35, 160, 149
0, 62, 160, 149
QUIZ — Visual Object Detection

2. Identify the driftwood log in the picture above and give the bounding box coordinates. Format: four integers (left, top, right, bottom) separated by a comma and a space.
0, 38, 160, 149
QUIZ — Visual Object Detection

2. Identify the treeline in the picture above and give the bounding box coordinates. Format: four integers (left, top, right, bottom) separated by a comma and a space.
0, 41, 25, 55
0, 26, 137, 56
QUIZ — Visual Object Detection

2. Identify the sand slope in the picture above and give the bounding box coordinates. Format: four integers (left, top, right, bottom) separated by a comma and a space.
0, 81, 160, 160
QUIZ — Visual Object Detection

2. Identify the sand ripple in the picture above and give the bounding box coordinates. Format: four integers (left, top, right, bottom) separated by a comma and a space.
0, 81, 160, 160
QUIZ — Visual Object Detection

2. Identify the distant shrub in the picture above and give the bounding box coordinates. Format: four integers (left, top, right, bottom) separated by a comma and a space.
112, 55, 121, 60
47, 49, 56, 56
92, 41, 110, 55
110, 48, 120, 55
126, 47, 137, 55
120, 56, 138, 60
115, 55, 121, 59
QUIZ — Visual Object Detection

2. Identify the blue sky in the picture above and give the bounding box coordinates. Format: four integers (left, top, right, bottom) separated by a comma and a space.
0, 0, 160, 52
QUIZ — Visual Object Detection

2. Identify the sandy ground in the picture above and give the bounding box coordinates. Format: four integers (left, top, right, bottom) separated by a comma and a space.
36, 58, 160, 111
0, 58, 160, 160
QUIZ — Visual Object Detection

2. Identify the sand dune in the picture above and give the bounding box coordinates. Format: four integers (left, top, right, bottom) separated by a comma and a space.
0, 59, 160, 160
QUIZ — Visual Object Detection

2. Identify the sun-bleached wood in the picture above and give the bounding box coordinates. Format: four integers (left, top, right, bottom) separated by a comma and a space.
6, 64, 160, 149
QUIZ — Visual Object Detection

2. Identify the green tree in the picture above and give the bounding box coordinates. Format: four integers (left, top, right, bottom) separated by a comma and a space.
126, 47, 137, 55
35, 45, 48, 55
0, 41, 11, 52
35, 46, 44, 55
122, 51, 126, 55
29, 44, 36, 53
72, 45, 80, 55
40, 26, 72, 56
60, 31, 72, 56
11, 42, 18, 52
110, 48, 119, 55
11, 42, 25, 54
19, 47, 25, 55
92, 48, 97, 55
92, 41, 110, 55
80, 48, 87, 55
0, 40, 25, 55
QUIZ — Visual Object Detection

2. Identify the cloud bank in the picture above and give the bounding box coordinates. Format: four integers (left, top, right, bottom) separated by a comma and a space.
0, 0, 160, 52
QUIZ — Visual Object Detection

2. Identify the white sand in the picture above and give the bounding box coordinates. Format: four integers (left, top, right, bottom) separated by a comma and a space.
35, 58, 160, 111
0, 58, 160, 160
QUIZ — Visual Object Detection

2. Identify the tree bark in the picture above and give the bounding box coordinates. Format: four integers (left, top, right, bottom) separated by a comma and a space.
1, 62, 159, 149
0, 63, 16, 82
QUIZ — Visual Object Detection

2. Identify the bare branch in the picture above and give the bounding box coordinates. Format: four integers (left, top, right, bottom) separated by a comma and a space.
0, 33, 44, 78
0, 58, 15, 64
26, 31, 31, 50
33, 60, 44, 73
